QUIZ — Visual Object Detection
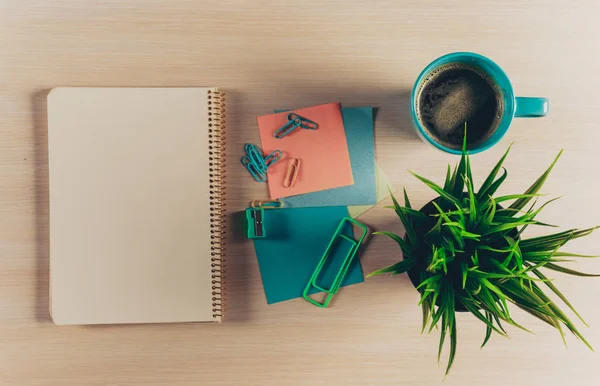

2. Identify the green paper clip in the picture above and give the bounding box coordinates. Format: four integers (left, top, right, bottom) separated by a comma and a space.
246, 207, 265, 238
273, 113, 318, 139
303, 217, 367, 308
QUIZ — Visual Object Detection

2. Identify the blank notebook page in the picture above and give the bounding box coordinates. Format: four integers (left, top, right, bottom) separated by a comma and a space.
47, 87, 215, 325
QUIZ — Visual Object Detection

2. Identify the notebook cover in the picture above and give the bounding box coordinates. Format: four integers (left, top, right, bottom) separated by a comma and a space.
47, 87, 222, 325
253, 206, 364, 304
257, 103, 354, 199
278, 107, 377, 208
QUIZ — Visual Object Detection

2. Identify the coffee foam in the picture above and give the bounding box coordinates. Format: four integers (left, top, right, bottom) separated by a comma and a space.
415, 63, 503, 150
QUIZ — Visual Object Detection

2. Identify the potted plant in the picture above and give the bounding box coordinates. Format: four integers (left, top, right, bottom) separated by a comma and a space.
369, 138, 599, 375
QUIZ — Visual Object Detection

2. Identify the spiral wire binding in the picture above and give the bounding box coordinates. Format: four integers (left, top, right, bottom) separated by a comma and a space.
208, 89, 226, 322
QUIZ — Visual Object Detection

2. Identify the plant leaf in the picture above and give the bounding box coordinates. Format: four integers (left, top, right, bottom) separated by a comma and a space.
524, 251, 600, 260
509, 150, 563, 211
429, 306, 444, 333
477, 143, 513, 200
461, 230, 481, 240
431, 202, 464, 246
451, 126, 469, 198
389, 192, 419, 246
542, 263, 600, 277
482, 315, 494, 349
465, 176, 477, 224
443, 164, 452, 193
383, 206, 429, 221
527, 264, 588, 326
494, 194, 545, 204
483, 196, 497, 227
466, 154, 473, 192
411, 171, 461, 207
448, 163, 459, 196
478, 245, 512, 253
372, 231, 412, 256
416, 274, 442, 291
506, 237, 523, 271
521, 227, 598, 252
438, 313, 447, 364
445, 314, 457, 376
366, 257, 416, 277
516, 196, 562, 237
460, 298, 507, 337
443, 222, 464, 229
483, 221, 533, 236
419, 269, 433, 333
481, 168, 508, 202
421, 297, 432, 334
461, 262, 468, 289
528, 281, 593, 350
400, 207, 429, 221
403, 187, 412, 209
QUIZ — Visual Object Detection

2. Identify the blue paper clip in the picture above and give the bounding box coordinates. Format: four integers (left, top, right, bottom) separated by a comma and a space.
244, 144, 268, 173
241, 156, 267, 182
288, 113, 318, 130
264, 150, 282, 167
241, 144, 281, 182
273, 113, 318, 139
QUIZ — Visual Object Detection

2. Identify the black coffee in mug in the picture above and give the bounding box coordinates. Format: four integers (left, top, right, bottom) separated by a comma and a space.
415, 63, 504, 150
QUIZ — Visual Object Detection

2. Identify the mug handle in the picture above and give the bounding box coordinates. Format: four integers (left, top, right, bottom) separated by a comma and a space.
515, 97, 549, 117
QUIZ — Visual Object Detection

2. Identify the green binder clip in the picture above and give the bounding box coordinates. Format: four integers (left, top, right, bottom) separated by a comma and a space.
273, 113, 318, 139
246, 207, 266, 238
303, 217, 367, 307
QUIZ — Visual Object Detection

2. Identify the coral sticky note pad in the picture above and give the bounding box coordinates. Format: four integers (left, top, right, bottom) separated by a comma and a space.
257, 102, 354, 199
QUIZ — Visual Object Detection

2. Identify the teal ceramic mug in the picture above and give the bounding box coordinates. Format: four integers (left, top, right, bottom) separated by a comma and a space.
410, 52, 549, 154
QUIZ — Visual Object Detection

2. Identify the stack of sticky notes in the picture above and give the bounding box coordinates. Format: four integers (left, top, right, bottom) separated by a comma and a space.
252, 102, 395, 304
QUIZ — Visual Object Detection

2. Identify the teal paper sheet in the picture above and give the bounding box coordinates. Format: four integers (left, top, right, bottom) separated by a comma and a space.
276, 107, 377, 208
253, 206, 365, 304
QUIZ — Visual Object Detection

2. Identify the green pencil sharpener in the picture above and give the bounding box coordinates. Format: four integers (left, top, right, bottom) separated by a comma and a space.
246, 207, 265, 239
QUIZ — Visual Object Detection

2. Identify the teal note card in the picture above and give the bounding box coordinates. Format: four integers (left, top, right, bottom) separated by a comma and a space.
253, 206, 364, 304
276, 107, 377, 208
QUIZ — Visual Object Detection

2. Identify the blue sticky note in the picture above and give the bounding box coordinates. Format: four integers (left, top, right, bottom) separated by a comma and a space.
253, 206, 364, 304
276, 107, 377, 207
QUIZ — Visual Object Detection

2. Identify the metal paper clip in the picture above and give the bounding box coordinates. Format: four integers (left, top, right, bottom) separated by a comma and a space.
273, 113, 318, 139
303, 217, 368, 308
250, 199, 284, 209
283, 158, 301, 188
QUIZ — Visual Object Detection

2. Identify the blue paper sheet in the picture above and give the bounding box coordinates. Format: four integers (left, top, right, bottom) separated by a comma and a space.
276, 107, 377, 208
253, 206, 364, 304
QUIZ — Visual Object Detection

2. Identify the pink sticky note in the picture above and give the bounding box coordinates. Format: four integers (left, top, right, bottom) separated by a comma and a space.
257, 102, 354, 199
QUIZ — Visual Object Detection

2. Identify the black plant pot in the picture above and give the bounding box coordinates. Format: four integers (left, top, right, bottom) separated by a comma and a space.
402, 196, 518, 312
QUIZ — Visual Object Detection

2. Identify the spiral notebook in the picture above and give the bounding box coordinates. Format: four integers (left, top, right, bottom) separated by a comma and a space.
47, 87, 226, 325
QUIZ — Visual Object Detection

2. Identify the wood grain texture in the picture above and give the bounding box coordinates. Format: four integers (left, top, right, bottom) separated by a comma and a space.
1, 1, 600, 385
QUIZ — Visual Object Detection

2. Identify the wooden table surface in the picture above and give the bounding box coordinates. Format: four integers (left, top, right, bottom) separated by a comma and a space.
2, 1, 600, 385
